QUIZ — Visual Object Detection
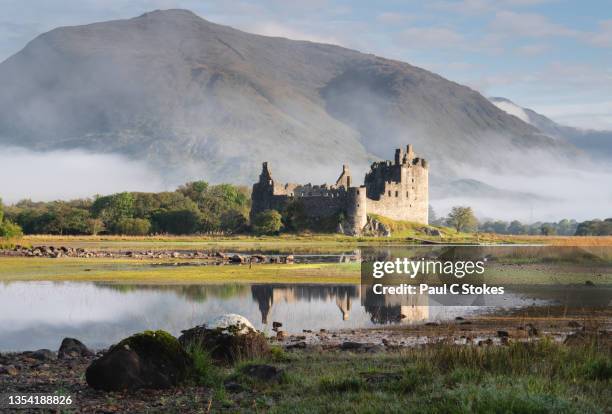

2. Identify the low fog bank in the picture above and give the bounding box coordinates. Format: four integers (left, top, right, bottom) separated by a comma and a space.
432, 155, 612, 223
0, 147, 168, 203
2, 145, 611, 224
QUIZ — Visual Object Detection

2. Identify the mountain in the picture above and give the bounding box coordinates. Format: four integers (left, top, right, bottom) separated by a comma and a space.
0, 9, 578, 186
490, 97, 612, 161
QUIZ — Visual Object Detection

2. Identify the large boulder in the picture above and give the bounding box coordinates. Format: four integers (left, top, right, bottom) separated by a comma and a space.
58, 338, 93, 359
86, 330, 192, 391
179, 314, 269, 363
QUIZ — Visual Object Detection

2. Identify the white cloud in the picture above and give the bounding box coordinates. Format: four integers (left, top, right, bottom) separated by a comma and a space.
534, 101, 612, 130
430, 0, 557, 15
376, 12, 416, 25
515, 43, 548, 55
491, 10, 578, 38
585, 19, 612, 48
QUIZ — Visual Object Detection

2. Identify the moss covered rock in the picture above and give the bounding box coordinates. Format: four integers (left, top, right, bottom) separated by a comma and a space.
86, 330, 192, 391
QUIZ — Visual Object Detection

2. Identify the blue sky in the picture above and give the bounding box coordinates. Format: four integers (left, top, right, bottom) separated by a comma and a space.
1, 0, 610, 129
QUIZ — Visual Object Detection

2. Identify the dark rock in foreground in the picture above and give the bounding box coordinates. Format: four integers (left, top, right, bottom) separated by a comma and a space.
86, 330, 192, 391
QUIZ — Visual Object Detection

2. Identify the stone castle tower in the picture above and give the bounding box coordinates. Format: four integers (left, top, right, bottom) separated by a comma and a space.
250, 145, 428, 235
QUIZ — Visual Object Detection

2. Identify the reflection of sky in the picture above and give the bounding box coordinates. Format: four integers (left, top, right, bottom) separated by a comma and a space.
0, 281, 532, 352
1, 282, 375, 351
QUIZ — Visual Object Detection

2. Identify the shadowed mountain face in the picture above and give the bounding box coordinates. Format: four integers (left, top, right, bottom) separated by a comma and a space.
0, 9, 578, 186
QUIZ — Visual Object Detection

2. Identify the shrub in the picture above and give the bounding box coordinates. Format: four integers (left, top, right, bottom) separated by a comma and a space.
252, 210, 283, 235
0, 219, 23, 238
113, 217, 151, 235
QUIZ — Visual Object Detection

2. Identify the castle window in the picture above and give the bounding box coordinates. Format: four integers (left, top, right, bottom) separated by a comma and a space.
406, 191, 409, 197
412, 178, 415, 183
395, 191, 398, 197
388, 191, 391, 197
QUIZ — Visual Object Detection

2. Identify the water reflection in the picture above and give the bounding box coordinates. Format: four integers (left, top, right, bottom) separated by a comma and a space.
0, 281, 471, 351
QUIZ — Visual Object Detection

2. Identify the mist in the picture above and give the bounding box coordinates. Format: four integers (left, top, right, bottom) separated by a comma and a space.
0, 147, 167, 204
431, 153, 612, 223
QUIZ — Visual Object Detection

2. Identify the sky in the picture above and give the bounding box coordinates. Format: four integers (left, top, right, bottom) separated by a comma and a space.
0, 0, 610, 130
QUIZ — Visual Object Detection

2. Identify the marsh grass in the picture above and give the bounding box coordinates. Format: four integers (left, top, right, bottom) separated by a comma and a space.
208, 340, 612, 413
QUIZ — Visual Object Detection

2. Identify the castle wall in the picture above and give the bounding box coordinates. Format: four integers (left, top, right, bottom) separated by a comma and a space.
250, 145, 429, 233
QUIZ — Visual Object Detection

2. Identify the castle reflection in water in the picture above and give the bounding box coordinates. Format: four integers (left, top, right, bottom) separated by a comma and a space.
251, 284, 429, 325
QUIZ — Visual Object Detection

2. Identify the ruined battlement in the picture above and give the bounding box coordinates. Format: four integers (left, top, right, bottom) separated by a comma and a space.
250, 145, 428, 235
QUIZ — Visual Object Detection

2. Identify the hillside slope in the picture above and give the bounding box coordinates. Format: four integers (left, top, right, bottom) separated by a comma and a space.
0, 9, 577, 185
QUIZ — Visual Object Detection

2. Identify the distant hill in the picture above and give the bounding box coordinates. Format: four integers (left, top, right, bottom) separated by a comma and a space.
490, 97, 612, 161
0, 9, 581, 188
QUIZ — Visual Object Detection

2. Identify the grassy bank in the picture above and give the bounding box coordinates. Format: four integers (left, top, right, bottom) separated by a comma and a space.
0, 256, 610, 285
194, 340, 612, 413
0, 257, 360, 284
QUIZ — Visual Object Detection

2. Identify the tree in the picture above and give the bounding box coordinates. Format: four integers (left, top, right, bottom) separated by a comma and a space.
152, 209, 201, 234
446, 206, 478, 233
92, 192, 135, 231
508, 220, 526, 235
178, 182, 250, 233
252, 210, 283, 235
540, 223, 557, 236
0, 198, 23, 238
283, 200, 308, 231
87, 218, 105, 235
113, 218, 151, 236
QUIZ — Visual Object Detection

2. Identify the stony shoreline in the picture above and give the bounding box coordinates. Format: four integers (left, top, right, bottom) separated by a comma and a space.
1, 245, 305, 264
2, 313, 610, 412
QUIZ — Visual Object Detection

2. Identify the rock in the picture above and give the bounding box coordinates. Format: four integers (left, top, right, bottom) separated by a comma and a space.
425, 322, 440, 327
285, 341, 307, 350
230, 254, 245, 263
272, 321, 282, 329
179, 314, 268, 363
58, 338, 93, 359
585, 280, 595, 286
224, 380, 245, 393
86, 330, 191, 391
459, 321, 472, 325
341, 341, 364, 350
27, 349, 56, 361
303, 329, 312, 333
0, 365, 19, 376
241, 364, 283, 382
568, 321, 582, 328
497, 330, 509, 338
172, 252, 181, 258
207, 314, 255, 334
276, 330, 287, 341
455, 316, 465, 321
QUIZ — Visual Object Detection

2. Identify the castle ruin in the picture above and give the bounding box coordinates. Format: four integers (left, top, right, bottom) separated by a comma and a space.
250, 145, 429, 235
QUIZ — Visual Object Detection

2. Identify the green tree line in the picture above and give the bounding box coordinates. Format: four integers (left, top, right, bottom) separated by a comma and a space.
2, 182, 251, 236
430, 206, 612, 236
